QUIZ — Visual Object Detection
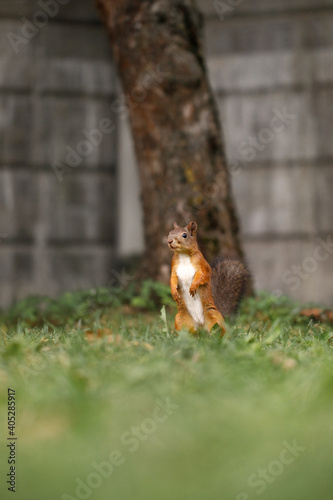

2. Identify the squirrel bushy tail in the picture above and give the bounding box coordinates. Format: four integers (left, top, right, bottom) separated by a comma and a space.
211, 256, 250, 317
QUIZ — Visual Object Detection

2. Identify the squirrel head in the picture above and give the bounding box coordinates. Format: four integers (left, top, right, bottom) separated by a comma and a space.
167, 221, 198, 253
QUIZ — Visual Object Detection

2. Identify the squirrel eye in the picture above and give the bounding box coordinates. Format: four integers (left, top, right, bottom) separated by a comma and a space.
182, 233, 187, 238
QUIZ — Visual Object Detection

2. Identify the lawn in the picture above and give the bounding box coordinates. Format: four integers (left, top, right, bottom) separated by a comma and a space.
0, 284, 333, 500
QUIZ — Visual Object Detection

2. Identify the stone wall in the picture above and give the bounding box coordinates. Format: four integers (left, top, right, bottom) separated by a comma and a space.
120, 0, 333, 306
198, 0, 333, 305
122, 0, 333, 305
0, 0, 117, 308
1, 0, 333, 308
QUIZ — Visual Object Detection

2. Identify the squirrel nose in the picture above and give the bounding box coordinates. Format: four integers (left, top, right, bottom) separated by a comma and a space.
168, 239, 173, 245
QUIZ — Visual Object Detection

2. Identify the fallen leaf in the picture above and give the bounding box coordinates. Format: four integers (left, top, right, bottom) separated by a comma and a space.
299, 308, 333, 324
299, 308, 323, 321
85, 328, 113, 342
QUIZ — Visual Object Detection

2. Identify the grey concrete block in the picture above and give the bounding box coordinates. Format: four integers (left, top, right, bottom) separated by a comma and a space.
31, 96, 117, 167
0, 1, 99, 22
207, 52, 293, 93
219, 92, 317, 162
315, 48, 333, 83
14, 251, 34, 277
198, 0, 333, 18
37, 0, 100, 22
45, 172, 117, 242
0, 248, 14, 309
315, 89, 333, 158
204, 12, 333, 55
0, 170, 38, 239
49, 247, 116, 296
0, 0, 32, 17
207, 48, 333, 93
205, 16, 300, 55
314, 166, 333, 233
231, 164, 316, 236
0, 245, 116, 307
0, 169, 117, 243
13, 250, 36, 301
36, 58, 117, 96
302, 13, 333, 49
244, 239, 333, 306
0, 96, 32, 163
39, 23, 112, 61
0, 20, 34, 89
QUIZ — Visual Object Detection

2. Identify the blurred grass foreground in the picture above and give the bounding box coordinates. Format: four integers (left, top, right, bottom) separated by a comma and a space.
0, 283, 333, 500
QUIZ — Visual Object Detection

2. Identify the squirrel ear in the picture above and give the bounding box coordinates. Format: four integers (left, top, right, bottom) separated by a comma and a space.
173, 222, 179, 229
187, 221, 197, 236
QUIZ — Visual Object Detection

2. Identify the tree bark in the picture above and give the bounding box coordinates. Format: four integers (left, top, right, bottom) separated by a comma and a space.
95, 0, 252, 290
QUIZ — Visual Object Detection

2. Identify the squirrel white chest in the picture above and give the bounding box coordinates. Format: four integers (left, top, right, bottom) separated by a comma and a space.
176, 254, 204, 326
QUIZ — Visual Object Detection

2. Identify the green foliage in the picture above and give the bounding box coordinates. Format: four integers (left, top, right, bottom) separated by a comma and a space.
1, 291, 98, 327
1, 280, 174, 329
130, 279, 174, 310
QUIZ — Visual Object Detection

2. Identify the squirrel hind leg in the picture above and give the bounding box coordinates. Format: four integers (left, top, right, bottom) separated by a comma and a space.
204, 309, 226, 335
175, 311, 197, 334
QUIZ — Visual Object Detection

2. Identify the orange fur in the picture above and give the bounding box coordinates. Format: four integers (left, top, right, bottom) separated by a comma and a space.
168, 221, 226, 335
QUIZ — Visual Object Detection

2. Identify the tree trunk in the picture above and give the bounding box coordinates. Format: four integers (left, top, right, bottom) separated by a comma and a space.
95, 0, 252, 290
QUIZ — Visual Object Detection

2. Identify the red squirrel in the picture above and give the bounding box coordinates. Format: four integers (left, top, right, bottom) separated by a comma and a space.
167, 221, 249, 334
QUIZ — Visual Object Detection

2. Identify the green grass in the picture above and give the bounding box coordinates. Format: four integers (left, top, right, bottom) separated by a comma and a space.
0, 286, 333, 500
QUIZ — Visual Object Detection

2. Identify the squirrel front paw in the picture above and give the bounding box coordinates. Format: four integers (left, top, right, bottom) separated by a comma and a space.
189, 285, 198, 297
171, 287, 181, 303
